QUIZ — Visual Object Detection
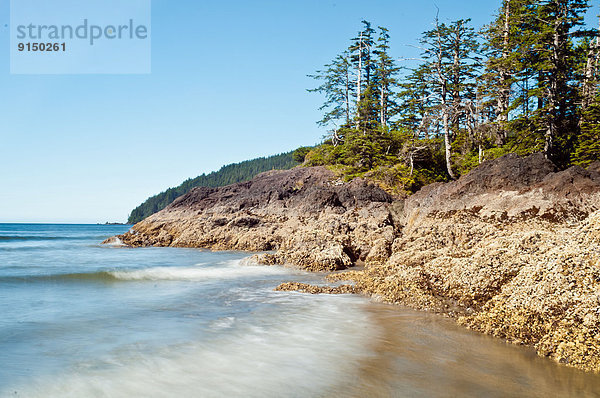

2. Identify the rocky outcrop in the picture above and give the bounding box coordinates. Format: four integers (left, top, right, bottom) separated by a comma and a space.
109, 167, 395, 271
106, 154, 600, 373
401, 153, 599, 224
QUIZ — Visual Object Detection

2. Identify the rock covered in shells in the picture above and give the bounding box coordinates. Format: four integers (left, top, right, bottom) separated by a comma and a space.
274, 282, 358, 294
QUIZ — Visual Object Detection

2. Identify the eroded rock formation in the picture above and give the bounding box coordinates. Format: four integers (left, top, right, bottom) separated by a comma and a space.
110, 166, 395, 271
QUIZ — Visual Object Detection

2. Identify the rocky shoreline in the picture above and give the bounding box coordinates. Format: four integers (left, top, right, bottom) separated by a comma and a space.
106, 153, 600, 373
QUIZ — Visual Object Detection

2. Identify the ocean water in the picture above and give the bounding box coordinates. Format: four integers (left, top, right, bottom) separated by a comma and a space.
1, 223, 600, 398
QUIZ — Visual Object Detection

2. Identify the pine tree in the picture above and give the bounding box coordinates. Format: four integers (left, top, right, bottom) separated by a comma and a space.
573, 94, 600, 166
510, 0, 592, 165
397, 64, 436, 136
373, 27, 400, 128
308, 52, 353, 130
349, 21, 376, 131
446, 19, 481, 129
481, 0, 531, 142
420, 17, 455, 178
419, 16, 480, 179
306, 6, 599, 186
537, 0, 590, 164
445, 18, 482, 165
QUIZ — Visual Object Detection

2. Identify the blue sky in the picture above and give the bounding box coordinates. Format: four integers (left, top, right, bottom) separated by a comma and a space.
0, 0, 598, 223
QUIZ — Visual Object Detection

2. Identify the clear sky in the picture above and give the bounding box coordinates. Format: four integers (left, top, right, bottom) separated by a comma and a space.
0, 0, 598, 223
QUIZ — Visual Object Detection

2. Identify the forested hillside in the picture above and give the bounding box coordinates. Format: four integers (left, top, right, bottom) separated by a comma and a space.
130, 0, 600, 222
128, 152, 300, 223
306, 0, 600, 194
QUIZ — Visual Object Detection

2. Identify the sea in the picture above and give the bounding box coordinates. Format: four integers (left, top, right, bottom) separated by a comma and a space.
1, 223, 600, 398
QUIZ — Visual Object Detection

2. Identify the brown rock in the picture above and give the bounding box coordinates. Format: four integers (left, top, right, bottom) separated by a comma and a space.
275, 282, 358, 295
113, 167, 394, 272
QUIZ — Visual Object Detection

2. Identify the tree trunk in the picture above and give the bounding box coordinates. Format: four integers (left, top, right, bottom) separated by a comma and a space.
583, 52, 595, 111
380, 85, 386, 127
496, 0, 511, 143
355, 33, 363, 129
545, 9, 566, 159
443, 109, 455, 179
452, 26, 462, 131
538, 71, 544, 113
345, 66, 351, 125
442, 82, 455, 179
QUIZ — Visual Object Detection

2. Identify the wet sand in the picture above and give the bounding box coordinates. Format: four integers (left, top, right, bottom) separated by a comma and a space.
329, 302, 600, 398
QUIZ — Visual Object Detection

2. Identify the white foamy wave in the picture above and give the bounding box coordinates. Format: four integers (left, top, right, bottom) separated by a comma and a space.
108, 261, 290, 281
10, 295, 377, 398
210, 316, 236, 330
103, 237, 126, 247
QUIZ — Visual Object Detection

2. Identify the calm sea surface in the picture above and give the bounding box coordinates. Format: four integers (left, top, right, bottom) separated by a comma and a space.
0, 223, 599, 397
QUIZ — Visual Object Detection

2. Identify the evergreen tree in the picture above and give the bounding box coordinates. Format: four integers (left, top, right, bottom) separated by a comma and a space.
445, 18, 483, 166
420, 16, 455, 178
573, 94, 600, 166
419, 16, 480, 178
505, 0, 592, 165
349, 21, 376, 131
536, 0, 591, 164
397, 64, 436, 136
373, 27, 400, 128
446, 19, 481, 130
481, 0, 532, 142
308, 52, 353, 129
306, 6, 598, 193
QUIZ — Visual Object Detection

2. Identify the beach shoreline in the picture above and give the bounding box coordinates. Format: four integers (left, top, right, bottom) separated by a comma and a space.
105, 153, 600, 374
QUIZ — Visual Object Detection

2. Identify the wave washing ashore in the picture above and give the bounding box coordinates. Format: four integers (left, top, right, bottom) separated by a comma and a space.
111, 154, 600, 375
1, 223, 600, 397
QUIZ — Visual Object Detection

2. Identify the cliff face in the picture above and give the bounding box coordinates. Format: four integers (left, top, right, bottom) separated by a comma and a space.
108, 154, 600, 373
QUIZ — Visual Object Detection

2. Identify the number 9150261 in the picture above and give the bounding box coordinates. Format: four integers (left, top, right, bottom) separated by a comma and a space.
18, 43, 66, 52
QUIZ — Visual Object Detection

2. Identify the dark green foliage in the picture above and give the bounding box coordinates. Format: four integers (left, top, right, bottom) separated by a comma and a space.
292, 147, 312, 163
307, 54, 352, 127
307, 5, 599, 193
366, 163, 447, 194
512, 0, 592, 167
573, 95, 600, 166
396, 64, 433, 133
373, 27, 400, 128
128, 152, 300, 223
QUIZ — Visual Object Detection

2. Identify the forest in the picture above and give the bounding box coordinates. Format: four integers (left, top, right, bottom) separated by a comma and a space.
130, 0, 600, 223
304, 0, 600, 194
128, 152, 300, 223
